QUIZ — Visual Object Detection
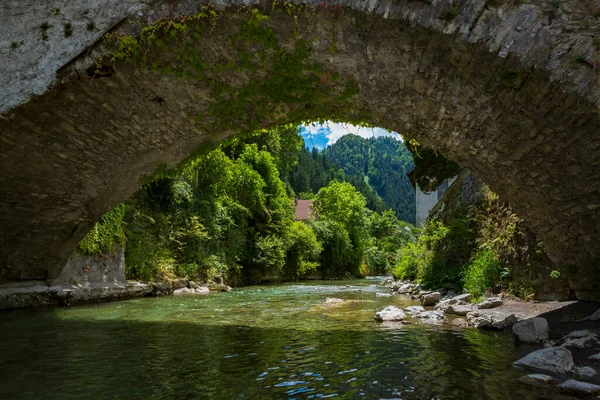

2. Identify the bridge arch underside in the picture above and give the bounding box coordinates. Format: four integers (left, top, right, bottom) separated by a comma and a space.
0, 0, 599, 298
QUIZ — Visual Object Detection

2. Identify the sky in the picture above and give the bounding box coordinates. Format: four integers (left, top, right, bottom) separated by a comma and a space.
299, 122, 400, 150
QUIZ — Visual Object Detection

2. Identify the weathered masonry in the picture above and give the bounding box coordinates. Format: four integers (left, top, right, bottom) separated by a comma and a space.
0, 0, 599, 299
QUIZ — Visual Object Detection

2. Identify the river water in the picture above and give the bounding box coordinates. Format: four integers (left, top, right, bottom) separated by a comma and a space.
0, 278, 551, 399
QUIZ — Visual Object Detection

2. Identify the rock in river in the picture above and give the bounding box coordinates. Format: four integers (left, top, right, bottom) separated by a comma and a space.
404, 305, 425, 315
514, 347, 574, 375
557, 380, 600, 396
446, 304, 477, 316
561, 330, 599, 349
173, 287, 210, 295
467, 309, 519, 330
374, 306, 407, 322
420, 292, 441, 306
518, 374, 553, 385
512, 317, 550, 343
477, 297, 503, 309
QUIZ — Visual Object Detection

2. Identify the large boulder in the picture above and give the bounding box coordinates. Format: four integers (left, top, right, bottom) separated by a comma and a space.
477, 297, 503, 309
514, 347, 574, 375
420, 292, 441, 307
557, 380, 600, 396
512, 317, 550, 343
467, 310, 520, 330
374, 306, 407, 322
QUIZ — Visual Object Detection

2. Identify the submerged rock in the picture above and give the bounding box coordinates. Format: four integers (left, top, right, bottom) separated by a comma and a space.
467, 310, 519, 330
374, 306, 407, 322
376, 292, 391, 297
557, 380, 600, 396
325, 297, 344, 305
173, 287, 210, 295
518, 374, 554, 385
514, 347, 574, 375
512, 317, 550, 343
414, 310, 444, 321
420, 292, 441, 306
477, 297, 503, 309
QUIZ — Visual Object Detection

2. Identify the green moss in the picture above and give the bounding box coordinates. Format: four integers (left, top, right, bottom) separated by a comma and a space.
40, 22, 51, 41
77, 204, 126, 255
439, 7, 458, 22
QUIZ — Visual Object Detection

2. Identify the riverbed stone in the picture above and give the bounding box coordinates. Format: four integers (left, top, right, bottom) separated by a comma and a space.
173, 287, 210, 295
207, 283, 232, 292
562, 330, 599, 349
325, 297, 344, 305
588, 353, 600, 361
477, 297, 503, 309
404, 305, 425, 315
512, 317, 550, 343
518, 374, 554, 385
374, 306, 407, 322
467, 310, 519, 330
557, 380, 600, 396
514, 347, 574, 375
445, 304, 478, 316
414, 310, 444, 321
577, 308, 600, 321
420, 292, 441, 307
574, 366, 597, 380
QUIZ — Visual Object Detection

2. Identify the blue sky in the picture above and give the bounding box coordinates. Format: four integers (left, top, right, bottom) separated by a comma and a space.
300, 122, 400, 150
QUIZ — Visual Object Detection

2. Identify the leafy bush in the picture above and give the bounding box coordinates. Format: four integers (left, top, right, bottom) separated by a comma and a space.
462, 249, 502, 298
392, 242, 420, 281
284, 221, 322, 279
78, 204, 126, 255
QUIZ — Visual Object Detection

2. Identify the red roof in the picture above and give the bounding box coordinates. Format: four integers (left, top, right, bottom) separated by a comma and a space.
295, 200, 314, 221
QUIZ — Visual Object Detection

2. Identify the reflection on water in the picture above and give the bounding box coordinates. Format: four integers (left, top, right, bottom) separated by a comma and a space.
0, 279, 553, 399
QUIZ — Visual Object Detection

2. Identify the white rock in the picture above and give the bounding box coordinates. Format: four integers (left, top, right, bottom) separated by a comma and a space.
477, 297, 503, 309
557, 380, 600, 396
513, 347, 574, 375
325, 297, 344, 305
375, 306, 407, 322
420, 292, 441, 306
512, 317, 550, 343
404, 305, 425, 315
574, 366, 597, 380
397, 283, 413, 293
518, 374, 553, 385
376, 292, 392, 297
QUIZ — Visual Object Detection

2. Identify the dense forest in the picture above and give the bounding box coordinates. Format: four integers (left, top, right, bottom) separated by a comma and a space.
78, 125, 416, 285
324, 135, 416, 224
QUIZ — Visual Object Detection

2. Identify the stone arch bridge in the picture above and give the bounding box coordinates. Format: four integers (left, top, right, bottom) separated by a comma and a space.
0, 0, 599, 298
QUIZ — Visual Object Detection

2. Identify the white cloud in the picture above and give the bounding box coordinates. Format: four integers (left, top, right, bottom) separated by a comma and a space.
301, 122, 400, 147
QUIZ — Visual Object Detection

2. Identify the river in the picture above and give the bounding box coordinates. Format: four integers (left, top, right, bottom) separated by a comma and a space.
0, 278, 552, 399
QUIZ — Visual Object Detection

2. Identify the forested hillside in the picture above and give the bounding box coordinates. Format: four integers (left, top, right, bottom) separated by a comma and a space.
324, 135, 416, 224
286, 146, 387, 213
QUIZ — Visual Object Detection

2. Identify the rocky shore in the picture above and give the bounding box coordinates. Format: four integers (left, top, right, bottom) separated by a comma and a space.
0, 248, 230, 310
376, 278, 600, 397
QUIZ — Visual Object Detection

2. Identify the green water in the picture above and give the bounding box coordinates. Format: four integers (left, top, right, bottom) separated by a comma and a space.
0, 278, 548, 399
